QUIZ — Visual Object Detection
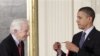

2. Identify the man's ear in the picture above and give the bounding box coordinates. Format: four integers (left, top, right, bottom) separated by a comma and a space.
88, 16, 92, 22
14, 29, 17, 33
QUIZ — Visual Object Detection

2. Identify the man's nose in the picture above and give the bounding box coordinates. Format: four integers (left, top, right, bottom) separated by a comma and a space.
27, 32, 30, 36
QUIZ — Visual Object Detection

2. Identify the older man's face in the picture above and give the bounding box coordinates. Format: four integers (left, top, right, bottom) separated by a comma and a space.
17, 23, 29, 41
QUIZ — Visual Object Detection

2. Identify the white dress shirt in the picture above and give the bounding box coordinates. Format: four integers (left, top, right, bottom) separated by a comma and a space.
57, 50, 62, 56
11, 34, 20, 46
83, 26, 94, 40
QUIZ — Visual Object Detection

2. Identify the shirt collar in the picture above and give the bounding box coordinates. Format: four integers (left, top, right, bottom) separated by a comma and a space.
57, 50, 62, 56
11, 34, 20, 46
83, 26, 94, 39
83, 26, 94, 35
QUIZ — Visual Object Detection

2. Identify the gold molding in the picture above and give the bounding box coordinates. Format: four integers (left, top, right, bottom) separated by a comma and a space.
27, 0, 38, 56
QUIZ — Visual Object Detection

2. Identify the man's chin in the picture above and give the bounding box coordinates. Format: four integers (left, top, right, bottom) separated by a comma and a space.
79, 27, 84, 30
78, 26, 82, 29
54, 49, 57, 51
22, 38, 27, 41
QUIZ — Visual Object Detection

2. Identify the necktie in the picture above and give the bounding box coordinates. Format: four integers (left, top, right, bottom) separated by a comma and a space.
18, 43, 22, 56
79, 32, 86, 48
57, 52, 59, 56
57, 53, 59, 56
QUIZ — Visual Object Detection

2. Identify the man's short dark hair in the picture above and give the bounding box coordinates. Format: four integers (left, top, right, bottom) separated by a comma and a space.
79, 7, 95, 22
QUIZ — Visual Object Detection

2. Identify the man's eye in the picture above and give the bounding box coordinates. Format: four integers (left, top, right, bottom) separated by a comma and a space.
78, 17, 82, 19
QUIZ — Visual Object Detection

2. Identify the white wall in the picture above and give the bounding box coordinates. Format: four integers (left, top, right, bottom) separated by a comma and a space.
38, 0, 100, 56
38, 0, 73, 56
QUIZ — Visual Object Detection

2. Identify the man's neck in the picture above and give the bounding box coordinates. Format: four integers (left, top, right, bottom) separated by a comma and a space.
83, 24, 93, 31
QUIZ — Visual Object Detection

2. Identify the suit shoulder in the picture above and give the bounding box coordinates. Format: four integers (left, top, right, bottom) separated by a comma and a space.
71, 31, 82, 41
0, 38, 9, 47
61, 50, 66, 56
0, 34, 13, 46
96, 29, 100, 33
73, 31, 82, 37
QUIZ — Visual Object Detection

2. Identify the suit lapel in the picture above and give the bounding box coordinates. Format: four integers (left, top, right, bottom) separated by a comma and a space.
73, 32, 83, 47
7, 34, 19, 56
82, 27, 96, 48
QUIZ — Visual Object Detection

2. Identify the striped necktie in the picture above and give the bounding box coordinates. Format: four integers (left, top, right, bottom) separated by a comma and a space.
79, 32, 86, 48
18, 43, 22, 56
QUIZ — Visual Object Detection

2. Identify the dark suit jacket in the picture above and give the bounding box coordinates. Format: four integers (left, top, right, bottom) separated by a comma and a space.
61, 50, 66, 56
68, 27, 100, 56
0, 34, 24, 56
57, 50, 66, 56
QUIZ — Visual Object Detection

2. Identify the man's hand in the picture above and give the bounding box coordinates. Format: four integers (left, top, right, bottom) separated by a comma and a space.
64, 41, 79, 53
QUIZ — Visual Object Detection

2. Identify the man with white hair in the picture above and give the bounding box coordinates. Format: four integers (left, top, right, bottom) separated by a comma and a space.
0, 19, 29, 56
